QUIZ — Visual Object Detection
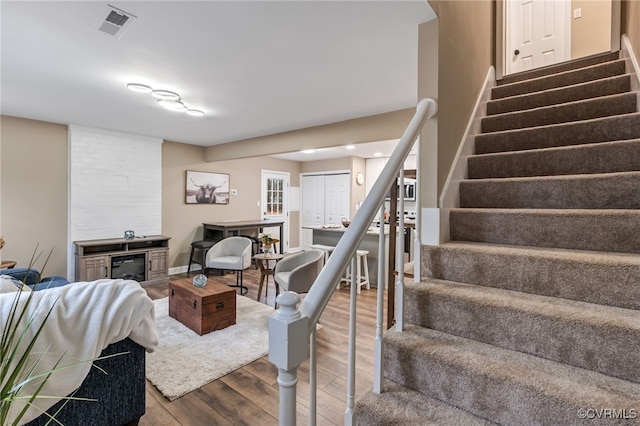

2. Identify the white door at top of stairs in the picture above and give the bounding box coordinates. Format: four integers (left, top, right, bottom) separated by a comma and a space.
505, 0, 571, 75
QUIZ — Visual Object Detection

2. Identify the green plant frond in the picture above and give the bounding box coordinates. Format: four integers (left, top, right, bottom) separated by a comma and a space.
1, 301, 57, 397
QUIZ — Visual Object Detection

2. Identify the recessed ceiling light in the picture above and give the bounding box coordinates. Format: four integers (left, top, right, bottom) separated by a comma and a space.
127, 83, 152, 93
374, 152, 382, 157
186, 109, 205, 117
158, 99, 186, 111
151, 90, 180, 101
345, 145, 355, 150
301, 149, 316, 154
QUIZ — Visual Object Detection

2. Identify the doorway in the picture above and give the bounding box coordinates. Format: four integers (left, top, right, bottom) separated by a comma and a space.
300, 173, 350, 251
497, 0, 621, 79
505, 0, 571, 75
261, 170, 289, 253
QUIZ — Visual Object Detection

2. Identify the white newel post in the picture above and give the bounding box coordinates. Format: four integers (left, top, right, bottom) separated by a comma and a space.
269, 291, 309, 425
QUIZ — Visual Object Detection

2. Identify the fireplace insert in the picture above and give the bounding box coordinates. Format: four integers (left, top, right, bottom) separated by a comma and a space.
111, 253, 145, 281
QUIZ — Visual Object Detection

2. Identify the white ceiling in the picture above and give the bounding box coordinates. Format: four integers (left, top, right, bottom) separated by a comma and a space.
0, 1, 435, 160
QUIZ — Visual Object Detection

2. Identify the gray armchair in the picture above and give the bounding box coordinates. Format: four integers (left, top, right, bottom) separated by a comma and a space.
205, 236, 252, 295
274, 249, 324, 294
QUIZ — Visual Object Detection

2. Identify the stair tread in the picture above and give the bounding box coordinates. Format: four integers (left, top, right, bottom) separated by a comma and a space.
459, 171, 640, 210
451, 207, 640, 215
433, 240, 640, 263
497, 51, 619, 85
406, 279, 640, 382
386, 326, 640, 405
463, 170, 640, 183
450, 208, 640, 254
410, 279, 640, 326
474, 112, 640, 154
481, 92, 638, 133
492, 59, 626, 99
468, 138, 640, 178
356, 382, 496, 426
470, 138, 640, 159
487, 74, 632, 115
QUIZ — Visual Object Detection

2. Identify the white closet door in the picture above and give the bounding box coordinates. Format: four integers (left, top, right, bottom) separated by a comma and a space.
301, 175, 325, 250
325, 174, 350, 225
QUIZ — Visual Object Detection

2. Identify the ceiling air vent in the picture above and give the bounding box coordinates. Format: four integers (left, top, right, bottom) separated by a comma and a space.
96, 5, 137, 39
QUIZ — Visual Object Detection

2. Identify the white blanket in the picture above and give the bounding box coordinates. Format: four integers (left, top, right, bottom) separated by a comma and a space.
0, 279, 158, 424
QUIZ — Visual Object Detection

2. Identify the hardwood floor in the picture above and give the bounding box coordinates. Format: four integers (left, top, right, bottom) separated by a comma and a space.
140, 267, 380, 425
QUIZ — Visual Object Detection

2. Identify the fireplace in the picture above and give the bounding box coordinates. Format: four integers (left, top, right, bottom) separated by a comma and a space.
111, 253, 146, 281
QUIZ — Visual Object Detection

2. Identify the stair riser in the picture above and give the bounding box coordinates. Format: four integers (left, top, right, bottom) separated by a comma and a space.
420, 244, 640, 310
497, 51, 620, 86
356, 384, 495, 426
384, 329, 640, 426
459, 173, 640, 209
405, 283, 640, 383
487, 75, 631, 115
450, 210, 640, 253
474, 113, 640, 154
468, 140, 640, 179
481, 93, 637, 133
492, 60, 626, 99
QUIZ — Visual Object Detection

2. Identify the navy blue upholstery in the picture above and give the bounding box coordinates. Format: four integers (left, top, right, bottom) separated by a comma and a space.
25, 338, 146, 426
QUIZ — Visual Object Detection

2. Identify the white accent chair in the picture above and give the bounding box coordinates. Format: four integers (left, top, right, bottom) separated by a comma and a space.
205, 236, 252, 295
274, 249, 324, 294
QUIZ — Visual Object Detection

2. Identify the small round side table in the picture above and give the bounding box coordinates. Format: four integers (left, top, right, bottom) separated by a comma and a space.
0, 260, 17, 269
254, 253, 284, 306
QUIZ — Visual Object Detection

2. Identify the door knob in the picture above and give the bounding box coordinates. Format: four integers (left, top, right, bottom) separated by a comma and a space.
514, 49, 520, 56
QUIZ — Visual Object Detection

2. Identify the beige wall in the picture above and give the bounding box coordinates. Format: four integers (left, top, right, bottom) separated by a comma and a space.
418, 18, 439, 208
624, 0, 640, 53
204, 109, 415, 162
428, 0, 495, 197
162, 141, 301, 268
0, 116, 68, 277
572, 0, 612, 59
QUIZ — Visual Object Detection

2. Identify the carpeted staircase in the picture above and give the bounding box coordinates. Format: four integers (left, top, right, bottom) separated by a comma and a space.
356, 51, 640, 425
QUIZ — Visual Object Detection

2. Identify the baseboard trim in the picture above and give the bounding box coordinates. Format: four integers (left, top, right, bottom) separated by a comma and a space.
437, 66, 496, 243
621, 34, 640, 110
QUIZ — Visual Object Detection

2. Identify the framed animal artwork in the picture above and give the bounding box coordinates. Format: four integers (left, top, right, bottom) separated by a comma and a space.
185, 170, 230, 205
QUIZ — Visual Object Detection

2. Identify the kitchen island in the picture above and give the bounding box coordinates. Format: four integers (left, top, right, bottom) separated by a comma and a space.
303, 225, 390, 288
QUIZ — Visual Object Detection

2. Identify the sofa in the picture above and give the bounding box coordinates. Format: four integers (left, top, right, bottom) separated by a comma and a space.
0, 275, 157, 426
25, 338, 146, 426
0, 266, 70, 290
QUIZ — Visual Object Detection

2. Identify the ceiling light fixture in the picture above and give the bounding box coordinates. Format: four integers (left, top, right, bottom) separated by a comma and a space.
301, 149, 316, 154
127, 83, 152, 93
186, 109, 205, 117
127, 82, 204, 117
374, 152, 382, 157
345, 145, 355, 150
151, 89, 180, 101
158, 99, 187, 111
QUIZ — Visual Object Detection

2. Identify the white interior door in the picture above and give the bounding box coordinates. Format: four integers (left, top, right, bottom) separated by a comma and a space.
325, 174, 350, 225
261, 170, 289, 253
301, 175, 325, 251
506, 0, 570, 74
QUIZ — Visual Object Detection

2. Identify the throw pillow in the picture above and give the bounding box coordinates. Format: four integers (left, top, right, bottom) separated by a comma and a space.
0, 275, 32, 293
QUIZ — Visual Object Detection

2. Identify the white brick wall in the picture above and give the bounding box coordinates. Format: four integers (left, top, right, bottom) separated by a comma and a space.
68, 125, 162, 279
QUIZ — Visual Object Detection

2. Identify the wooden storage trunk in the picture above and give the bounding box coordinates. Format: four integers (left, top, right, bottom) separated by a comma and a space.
169, 278, 236, 335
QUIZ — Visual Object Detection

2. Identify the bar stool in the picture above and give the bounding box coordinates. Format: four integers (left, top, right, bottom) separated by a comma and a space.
187, 240, 216, 275
339, 249, 370, 294
310, 244, 335, 265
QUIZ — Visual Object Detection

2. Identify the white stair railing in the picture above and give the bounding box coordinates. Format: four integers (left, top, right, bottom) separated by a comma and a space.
269, 98, 438, 426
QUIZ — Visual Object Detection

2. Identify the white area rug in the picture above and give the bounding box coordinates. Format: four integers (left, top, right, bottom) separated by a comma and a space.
146, 295, 275, 400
